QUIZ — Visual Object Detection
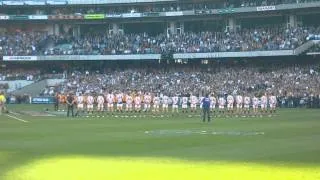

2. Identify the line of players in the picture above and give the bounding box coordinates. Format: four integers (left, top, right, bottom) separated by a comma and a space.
57, 92, 277, 116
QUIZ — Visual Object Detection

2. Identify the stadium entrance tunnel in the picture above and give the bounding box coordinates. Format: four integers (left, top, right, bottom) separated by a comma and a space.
4, 155, 320, 180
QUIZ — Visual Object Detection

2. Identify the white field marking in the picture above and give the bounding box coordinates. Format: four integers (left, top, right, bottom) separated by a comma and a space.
9, 111, 22, 116
6, 114, 29, 123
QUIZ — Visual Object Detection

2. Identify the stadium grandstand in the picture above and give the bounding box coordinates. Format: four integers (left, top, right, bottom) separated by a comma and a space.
0, 0, 319, 107
1, 1, 320, 180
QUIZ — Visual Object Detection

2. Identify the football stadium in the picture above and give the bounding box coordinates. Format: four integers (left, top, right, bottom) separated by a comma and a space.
0, 0, 320, 179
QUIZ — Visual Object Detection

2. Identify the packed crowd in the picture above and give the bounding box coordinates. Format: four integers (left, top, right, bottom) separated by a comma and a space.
2, 0, 319, 15
1, 26, 319, 56
0, 69, 40, 81
57, 62, 320, 99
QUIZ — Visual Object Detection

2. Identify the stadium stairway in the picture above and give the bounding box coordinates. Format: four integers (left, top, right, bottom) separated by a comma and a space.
294, 40, 320, 55
0, 80, 34, 93
11, 79, 65, 97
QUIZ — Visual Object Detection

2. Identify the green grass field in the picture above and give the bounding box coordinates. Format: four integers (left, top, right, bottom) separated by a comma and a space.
0, 105, 320, 180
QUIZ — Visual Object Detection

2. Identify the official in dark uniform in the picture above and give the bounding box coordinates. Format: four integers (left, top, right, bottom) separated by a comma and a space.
54, 93, 59, 111
66, 93, 75, 117
202, 94, 211, 122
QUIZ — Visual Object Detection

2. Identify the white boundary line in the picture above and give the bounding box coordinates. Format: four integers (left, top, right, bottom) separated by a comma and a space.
6, 114, 29, 123
9, 111, 21, 116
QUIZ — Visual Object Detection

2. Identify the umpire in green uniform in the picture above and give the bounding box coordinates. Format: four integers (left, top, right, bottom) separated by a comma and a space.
202, 94, 211, 122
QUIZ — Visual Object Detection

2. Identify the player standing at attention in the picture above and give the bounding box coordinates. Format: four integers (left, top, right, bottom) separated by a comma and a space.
143, 93, 152, 112
243, 96, 251, 115
116, 91, 124, 113
236, 95, 243, 115
87, 93, 94, 115
227, 94, 234, 115
76, 93, 84, 117
261, 94, 268, 114
126, 93, 133, 112
181, 96, 189, 113
269, 94, 277, 114
218, 96, 226, 116
97, 93, 105, 117
162, 95, 169, 113
107, 91, 114, 115
252, 95, 259, 115
58, 93, 66, 111
171, 94, 179, 113
190, 94, 198, 113
153, 95, 160, 113
210, 94, 216, 114
134, 94, 142, 113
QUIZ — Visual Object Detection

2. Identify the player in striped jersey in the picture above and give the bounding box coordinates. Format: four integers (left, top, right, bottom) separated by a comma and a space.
86, 93, 94, 115
171, 95, 179, 113
125, 93, 133, 112
96, 93, 105, 116
190, 94, 198, 113
181, 96, 188, 113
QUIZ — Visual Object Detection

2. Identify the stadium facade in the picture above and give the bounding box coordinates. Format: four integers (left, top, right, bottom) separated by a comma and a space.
0, 0, 319, 62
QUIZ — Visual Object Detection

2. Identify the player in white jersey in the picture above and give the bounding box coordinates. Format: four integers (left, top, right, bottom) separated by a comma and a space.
227, 95, 234, 114
190, 95, 198, 113
107, 92, 115, 114
143, 93, 152, 112
218, 96, 226, 115
236, 95, 243, 114
181, 96, 188, 113
86, 94, 94, 114
210, 94, 216, 113
261, 94, 268, 113
125, 93, 133, 112
243, 96, 251, 114
171, 95, 179, 113
134, 95, 142, 112
76, 93, 84, 116
152, 96, 160, 113
96, 94, 105, 116
252, 96, 259, 114
162, 95, 169, 112
116, 92, 124, 112
269, 94, 277, 113
152, 95, 160, 113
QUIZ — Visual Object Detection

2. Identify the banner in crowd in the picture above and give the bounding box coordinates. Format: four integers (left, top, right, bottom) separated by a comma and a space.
31, 97, 55, 104
67, 0, 173, 4
164, 12, 183, 16
84, 14, 105, 19
142, 12, 160, 17
3, 56, 37, 61
9, 15, 29, 20
105, 14, 122, 18
28, 15, 48, 20
24, 1, 46, 5
122, 13, 142, 18
0, 15, 9, 20
2, 1, 24, 5
195, 10, 213, 15
216, 8, 236, 14
173, 50, 294, 59
46, 0, 66, 5
256, 6, 276, 11
48, 15, 83, 20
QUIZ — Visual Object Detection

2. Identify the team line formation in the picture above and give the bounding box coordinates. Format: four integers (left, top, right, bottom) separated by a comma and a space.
57, 92, 277, 117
